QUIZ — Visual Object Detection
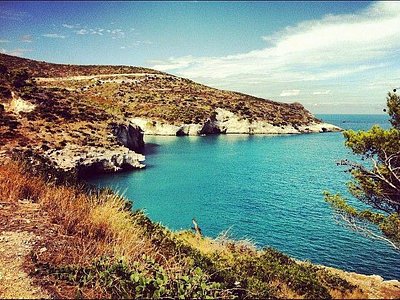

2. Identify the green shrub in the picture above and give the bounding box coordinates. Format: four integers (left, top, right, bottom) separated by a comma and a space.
40, 256, 222, 299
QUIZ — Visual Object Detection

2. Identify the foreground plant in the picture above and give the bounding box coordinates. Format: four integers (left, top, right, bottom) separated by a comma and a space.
325, 92, 400, 250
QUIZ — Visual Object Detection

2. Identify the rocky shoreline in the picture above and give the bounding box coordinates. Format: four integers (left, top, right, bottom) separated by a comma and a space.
131, 108, 341, 136
35, 113, 340, 176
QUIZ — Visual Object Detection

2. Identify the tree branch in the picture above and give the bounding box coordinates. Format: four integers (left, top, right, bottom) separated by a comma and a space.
337, 214, 399, 251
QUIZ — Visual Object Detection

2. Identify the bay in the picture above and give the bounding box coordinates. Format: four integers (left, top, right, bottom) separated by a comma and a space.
88, 114, 400, 279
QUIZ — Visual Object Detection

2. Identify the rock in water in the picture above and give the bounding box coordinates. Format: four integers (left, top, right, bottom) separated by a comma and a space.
112, 122, 144, 152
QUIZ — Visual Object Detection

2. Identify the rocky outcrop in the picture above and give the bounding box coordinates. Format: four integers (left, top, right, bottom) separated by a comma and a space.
42, 143, 145, 176
176, 123, 203, 136
130, 118, 181, 136
112, 122, 144, 152
2, 91, 36, 114
199, 113, 223, 135
130, 108, 341, 136
323, 266, 400, 299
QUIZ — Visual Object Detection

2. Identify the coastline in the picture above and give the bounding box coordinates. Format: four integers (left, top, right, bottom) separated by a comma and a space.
130, 108, 341, 136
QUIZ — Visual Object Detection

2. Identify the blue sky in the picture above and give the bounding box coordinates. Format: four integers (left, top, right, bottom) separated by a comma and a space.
1, 1, 399, 114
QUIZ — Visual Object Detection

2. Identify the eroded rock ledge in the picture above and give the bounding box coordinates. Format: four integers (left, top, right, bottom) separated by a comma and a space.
17, 121, 147, 177
131, 108, 341, 136
43, 144, 145, 176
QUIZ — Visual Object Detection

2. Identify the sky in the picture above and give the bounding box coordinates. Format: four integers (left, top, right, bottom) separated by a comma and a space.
1, 1, 400, 114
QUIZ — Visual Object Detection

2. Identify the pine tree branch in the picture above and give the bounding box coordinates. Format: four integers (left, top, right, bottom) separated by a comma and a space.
337, 214, 400, 251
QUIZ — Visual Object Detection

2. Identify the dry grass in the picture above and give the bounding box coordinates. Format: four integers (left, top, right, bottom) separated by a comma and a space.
0, 160, 154, 267
0, 159, 45, 202
176, 228, 256, 262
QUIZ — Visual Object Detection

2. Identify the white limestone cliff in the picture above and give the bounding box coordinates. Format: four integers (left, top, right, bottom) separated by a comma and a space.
130, 108, 341, 136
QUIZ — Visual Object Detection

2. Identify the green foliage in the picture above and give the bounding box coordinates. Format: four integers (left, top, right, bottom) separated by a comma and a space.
130, 214, 354, 298
325, 92, 400, 249
31, 205, 356, 299
208, 247, 354, 299
344, 125, 400, 158
38, 256, 222, 299
387, 92, 400, 129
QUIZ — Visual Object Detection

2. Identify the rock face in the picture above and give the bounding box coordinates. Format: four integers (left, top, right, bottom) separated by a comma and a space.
131, 108, 341, 136
199, 113, 222, 135
42, 144, 145, 176
112, 122, 145, 152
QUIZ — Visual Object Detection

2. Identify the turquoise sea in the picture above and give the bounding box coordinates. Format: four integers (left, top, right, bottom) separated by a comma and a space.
88, 114, 400, 280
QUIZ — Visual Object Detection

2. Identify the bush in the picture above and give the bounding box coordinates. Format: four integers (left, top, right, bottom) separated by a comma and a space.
38, 256, 222, 299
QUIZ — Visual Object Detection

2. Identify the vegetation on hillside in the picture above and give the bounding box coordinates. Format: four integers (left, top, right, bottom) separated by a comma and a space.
325, 92, 400, 250
0, 158, 363, 299
0, 53, 159, 78
0, 53, 319, 128
0, 59, 130, 159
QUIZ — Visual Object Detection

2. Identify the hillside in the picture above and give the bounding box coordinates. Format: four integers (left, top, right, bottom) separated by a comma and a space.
0, 53, 340, 175
0, 53, 339, 135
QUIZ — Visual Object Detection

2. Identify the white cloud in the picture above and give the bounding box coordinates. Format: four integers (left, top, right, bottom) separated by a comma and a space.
151, 2, 400, 83
75, 29, 88, 35
0, 39, 10, 43
62, 23, 79, 29
67, 24, 126, 39
312, 90, 331, 95
1, 48, 33, 56
280, 90, 300, 97
110, 29, 125, 39
149, 2, 400, 113
43, 33, 66, 39
120, 40, 153, 50
89, 28, 104, 35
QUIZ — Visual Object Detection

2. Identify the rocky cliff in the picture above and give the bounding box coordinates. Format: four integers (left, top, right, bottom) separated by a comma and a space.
131, 108, 340, 136
0, 58, 146, 175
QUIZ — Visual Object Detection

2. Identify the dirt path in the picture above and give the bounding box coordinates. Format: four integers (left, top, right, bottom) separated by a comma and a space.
34, 72, 166, 82
0, 231, 48, 298
0, 200, 50, 299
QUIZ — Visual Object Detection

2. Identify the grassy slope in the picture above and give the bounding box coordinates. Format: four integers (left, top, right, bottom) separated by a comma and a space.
0, 159, 373, 299
0, 55, 134, 159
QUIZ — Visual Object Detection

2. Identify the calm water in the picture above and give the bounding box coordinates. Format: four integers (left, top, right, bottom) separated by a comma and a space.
88, 114, 400, 280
